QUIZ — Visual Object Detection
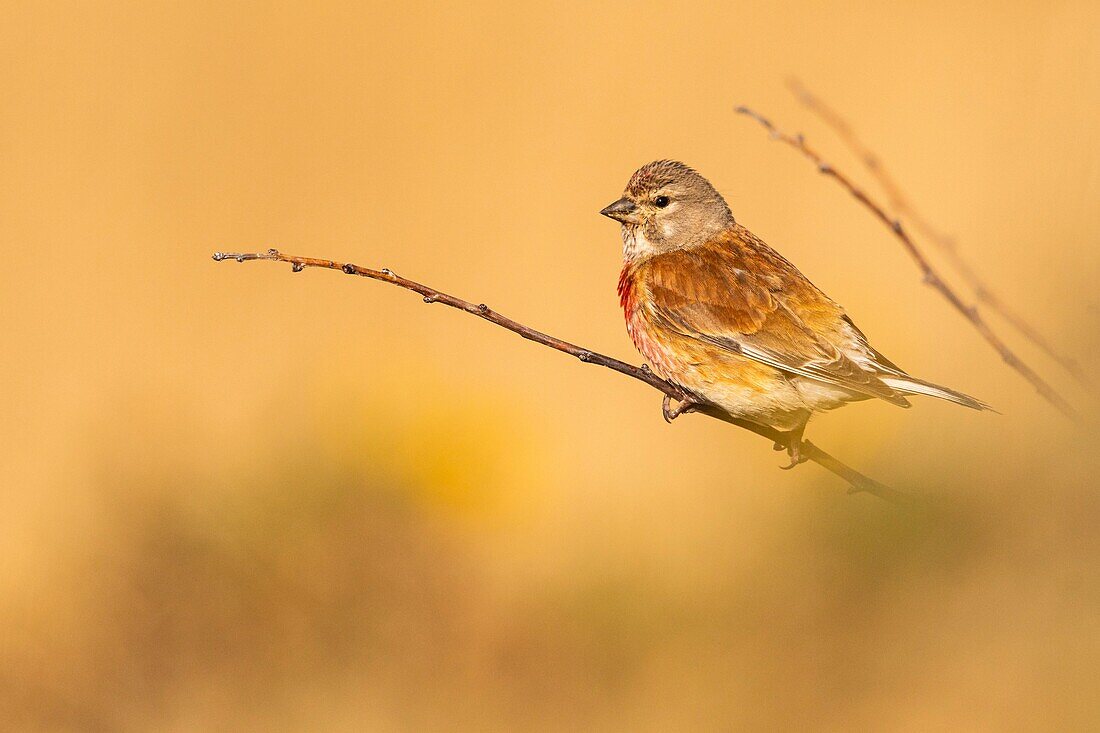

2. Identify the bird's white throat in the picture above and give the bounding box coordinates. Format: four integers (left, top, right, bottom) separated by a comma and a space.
622, 224, 663, 261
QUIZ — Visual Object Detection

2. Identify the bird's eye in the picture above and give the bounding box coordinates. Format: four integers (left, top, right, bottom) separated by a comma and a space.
655, 195, 670, 208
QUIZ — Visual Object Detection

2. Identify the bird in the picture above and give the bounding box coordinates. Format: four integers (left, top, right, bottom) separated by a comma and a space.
600, 160, 990, 467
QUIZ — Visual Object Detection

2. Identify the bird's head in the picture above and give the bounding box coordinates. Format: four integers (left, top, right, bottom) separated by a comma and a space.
600, 160, 733, 260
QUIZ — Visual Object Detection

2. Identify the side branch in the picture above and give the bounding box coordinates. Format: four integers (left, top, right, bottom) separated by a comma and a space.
787, 79, 1090, 389
212, 249, 914, 505
734, 106, 1079, 422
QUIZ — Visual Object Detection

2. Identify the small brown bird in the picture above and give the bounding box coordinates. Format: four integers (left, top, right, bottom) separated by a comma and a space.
601, 160, 989, 466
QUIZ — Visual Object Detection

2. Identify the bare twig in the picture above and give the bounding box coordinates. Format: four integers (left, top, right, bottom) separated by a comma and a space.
212, 249, 916, 505
735, 106, 1080, 422
787, 79, 1090, 389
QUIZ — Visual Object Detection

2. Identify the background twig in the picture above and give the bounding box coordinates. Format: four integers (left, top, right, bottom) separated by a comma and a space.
212, 249, 916, 506
734, 106, 1080, 422
786, 79, 1090, 389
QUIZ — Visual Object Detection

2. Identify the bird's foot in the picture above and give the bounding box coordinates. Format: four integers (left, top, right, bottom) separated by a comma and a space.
662, 395, 702, 423
776, 424, 809, 470
778, 442, 809, 470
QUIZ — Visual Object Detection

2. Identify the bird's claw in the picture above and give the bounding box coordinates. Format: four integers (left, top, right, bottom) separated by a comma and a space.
662, 395, 700, 423
662, 395, 676, 423
778, 441, 809, 470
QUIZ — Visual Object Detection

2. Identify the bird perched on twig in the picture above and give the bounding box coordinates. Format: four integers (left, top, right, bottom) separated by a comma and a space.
601, 160, 990, 467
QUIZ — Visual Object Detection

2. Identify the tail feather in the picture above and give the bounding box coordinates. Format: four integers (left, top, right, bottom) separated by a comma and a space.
880, 375, 993, 412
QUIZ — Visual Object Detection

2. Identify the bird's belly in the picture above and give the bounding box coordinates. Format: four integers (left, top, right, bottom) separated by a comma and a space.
681, 360, 808, 429
625, 309, 811, 430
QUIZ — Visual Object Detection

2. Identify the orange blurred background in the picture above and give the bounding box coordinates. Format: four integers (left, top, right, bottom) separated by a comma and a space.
3, 1, 1099, 729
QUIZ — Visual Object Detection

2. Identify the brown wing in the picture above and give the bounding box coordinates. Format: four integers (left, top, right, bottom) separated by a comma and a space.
641, 228, 910, 406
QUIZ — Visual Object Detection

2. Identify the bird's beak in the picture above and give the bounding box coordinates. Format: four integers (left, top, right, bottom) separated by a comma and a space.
600, 197, 638, 223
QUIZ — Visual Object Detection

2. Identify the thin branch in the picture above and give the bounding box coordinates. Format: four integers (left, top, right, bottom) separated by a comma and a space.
212, 249, 916, 506
734, 106, 1080, 422
787, 79, 1090, 389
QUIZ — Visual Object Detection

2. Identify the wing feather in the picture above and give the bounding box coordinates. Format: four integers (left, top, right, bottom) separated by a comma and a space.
641, 229, 911, 406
